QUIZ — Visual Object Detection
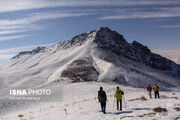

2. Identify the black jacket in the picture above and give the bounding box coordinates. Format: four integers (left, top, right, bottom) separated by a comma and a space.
98, 90, 107, 103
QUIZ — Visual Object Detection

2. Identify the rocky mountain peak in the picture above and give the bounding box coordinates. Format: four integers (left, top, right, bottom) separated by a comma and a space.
53, 27, 127, 50
94, 27, 126, 43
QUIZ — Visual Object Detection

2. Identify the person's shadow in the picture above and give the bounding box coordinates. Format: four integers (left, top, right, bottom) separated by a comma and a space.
106, 111, 133, 115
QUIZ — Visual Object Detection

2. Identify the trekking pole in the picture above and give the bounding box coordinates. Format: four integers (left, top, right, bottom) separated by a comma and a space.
123, 96, 127, 108
114, 97, 117, 112
113, 98, 115, 112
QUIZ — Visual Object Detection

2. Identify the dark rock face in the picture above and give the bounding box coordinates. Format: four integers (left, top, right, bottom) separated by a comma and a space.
12, 47, 46, 59
132, 40, 150, 54
92, 27, 179, 72
61, 58, 99, 82
94, 27, 126, 44
61, 66, 99, 82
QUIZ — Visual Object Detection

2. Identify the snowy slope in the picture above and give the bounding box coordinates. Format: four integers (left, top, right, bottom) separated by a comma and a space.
153, 49, 180, 65
1, 82, 180, 120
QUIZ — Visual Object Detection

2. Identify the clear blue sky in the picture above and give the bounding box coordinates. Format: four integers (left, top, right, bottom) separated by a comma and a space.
0, 0, 180, 66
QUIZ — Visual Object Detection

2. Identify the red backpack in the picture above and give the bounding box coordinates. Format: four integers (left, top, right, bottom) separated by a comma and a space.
147, 85, 152, 91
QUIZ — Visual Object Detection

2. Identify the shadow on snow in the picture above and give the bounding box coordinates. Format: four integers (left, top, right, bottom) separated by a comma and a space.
106, 110, 133, 115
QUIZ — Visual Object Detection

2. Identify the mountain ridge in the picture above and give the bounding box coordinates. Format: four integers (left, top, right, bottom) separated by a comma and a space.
1, 27, 179, 89
12, 27, 180, 72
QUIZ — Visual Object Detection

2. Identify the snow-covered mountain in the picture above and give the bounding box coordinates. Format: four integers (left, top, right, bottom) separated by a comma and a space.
0, 27, 180, 90
1, 27, 180, 119
153, 49, 180, 65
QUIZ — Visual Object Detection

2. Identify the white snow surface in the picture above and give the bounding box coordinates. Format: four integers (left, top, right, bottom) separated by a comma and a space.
1, 82, 180, 120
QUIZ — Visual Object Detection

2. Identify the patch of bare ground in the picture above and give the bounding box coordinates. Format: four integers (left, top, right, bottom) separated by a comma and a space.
161, 95, 178, 99
128, 96, 147, 101
152, 107, 167, 113
137, 112, 156, 117
171, 97, 178, 99
174, 115, 180, 120
174, 107, 180, 111
120, 115, 134, 120
18, 114, 24, 117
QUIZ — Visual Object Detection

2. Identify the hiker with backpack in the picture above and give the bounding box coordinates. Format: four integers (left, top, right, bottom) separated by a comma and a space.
153, 84, 160, 98
98, 87, 107, 114
147, 84, 152, 98
114, 86, 124, 111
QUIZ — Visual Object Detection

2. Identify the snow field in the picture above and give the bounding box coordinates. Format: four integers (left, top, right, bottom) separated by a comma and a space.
1, 82, 180, 120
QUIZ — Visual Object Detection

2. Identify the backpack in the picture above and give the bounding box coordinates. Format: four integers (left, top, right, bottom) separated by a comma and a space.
147, 86, 152, 91
115, 89, 124, 100
121, 90, 124, 95
98, 91, 106, 102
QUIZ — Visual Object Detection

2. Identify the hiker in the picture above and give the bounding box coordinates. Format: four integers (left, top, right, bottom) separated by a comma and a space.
98, 87, 107, 114
153, 84, 160, 98
114, 86, 124, 111
147, 84, 152, 98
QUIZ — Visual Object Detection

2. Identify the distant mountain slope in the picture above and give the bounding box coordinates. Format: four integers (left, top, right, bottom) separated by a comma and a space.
0, 27, 180, 90
153, 49, 180, 65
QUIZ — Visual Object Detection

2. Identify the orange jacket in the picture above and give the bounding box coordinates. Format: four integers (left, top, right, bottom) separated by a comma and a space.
153, 85, 159, 91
